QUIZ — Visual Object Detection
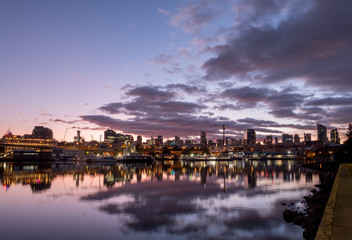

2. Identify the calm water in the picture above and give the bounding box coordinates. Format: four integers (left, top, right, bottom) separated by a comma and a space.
0, 160, 326, 240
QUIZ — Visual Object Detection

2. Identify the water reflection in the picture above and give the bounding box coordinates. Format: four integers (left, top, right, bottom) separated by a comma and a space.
0, 160, 328, 239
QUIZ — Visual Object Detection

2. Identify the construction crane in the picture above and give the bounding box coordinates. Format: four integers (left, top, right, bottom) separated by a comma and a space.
63, 128, 68, 142
91, 135, 95, 141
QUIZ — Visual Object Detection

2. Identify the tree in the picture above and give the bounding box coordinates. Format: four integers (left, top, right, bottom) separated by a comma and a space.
343, 124, 352, 160
346, 124, 352, 140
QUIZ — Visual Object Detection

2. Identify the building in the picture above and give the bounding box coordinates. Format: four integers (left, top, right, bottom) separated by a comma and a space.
294, 134, 300, 144
175, 136, 183, 148
304, 133, 312, 143
74, 129, 81, 143
136, 135, 142, 146
244, 129, 256, 145
282, 134, 293, 144
104, 129, 132, 144
266, 135, 273, 145
330, 129, 340, 144
200, 131, 207, 145
1, 132, 57, 156
156, 135, 163, 147
317, 123, 328, 143
104, 129, 117, 143
32, 126, 53, 139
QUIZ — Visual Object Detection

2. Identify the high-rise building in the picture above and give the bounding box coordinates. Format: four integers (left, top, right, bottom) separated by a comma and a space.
317, 123, 328, 143
104, 129, 117, 142
330, 129, 340, 144
304, 133, 311, 142
244, 129, 256, 145
200, 131, 207, 145
294, 134, 300, 144
156, 135, 163, 147
136, 135, 142, 145
282, 134, 293, 144
32, 126, 53, 139
266, 135, 273, 144
74, 129, 81, 143
222, 124, 226, 146
175, 135, 182, 148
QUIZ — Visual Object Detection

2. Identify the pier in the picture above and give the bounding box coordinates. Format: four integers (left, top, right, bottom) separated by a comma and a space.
316, 164, 352, 240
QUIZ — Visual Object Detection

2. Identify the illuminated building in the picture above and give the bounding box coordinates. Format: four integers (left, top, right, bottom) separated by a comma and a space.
222, 124, 226, 145
74, 129, 81, 143
200, 131, 207, 145
244, 129, 256, 145
104, 129, 132, 144
266, 135, 273, 144
175, 136, 183, 148
104, 129, 117, 143
1, 132, 57, 156
136, 135, 142, 145
156, 135, 163, 147
282, 134, 293, 144
317, 123, 328, 143
304, 133, 311, 143
330, 129, 340, 144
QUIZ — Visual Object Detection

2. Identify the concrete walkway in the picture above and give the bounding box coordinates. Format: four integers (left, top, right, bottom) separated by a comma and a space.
316, 164, 352, 240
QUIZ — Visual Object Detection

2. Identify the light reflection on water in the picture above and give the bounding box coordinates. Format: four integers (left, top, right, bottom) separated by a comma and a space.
0, 160, 325, 240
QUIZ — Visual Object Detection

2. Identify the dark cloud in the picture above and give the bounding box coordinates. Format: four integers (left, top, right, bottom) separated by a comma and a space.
99, 102, 124, 114
220, 86, 307, 119
221, 86, 272, 104
307, 97, 352, 106
165, 83, 207, 94
49, 119, 78, 124
126, 86, 174, 102
202, 0, 352, 90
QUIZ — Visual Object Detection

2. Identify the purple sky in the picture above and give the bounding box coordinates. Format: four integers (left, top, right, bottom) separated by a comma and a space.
1, 0, 351, 142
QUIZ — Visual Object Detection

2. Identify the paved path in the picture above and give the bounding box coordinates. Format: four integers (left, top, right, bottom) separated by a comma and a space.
316, 164, 352, 240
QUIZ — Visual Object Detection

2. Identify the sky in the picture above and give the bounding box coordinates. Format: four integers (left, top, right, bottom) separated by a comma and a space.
1, 0, 351, 142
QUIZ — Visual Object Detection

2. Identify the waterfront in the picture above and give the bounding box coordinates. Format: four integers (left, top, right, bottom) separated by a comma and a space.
0, 160, 327, 240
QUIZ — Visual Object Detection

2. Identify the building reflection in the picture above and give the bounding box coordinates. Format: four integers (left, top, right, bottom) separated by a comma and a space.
0, 159, 324, 192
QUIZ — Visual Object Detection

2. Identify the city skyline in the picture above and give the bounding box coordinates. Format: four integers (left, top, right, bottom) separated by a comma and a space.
1, 0, 351, 142
3, 122, 343, 144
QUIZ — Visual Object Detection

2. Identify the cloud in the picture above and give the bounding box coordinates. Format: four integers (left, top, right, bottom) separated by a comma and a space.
169, 0, 224, 33
148, 54, 175, 65
165, 83, 207, 94
157, 8, 171, 16
49, 119, 78, 124
202, 0, 352, 90
307, 97, 352, 106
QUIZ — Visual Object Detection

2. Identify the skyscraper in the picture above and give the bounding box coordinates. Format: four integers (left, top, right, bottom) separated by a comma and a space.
304, 133, 311, 142
104, 129, 117, 142
282, 134, 293, 144
200, 131, 207, 145
136, 135, 142, 145
156, 135, 163, 147
330, 129, 340, 144
266, 135, 273, 144
317, 123, 327, 143
294, 134, 300, 144
244, 129, 256, 145
222, 124, 226, 146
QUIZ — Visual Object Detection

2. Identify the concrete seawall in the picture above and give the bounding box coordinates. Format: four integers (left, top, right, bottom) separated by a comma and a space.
316, 164, 352, 240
